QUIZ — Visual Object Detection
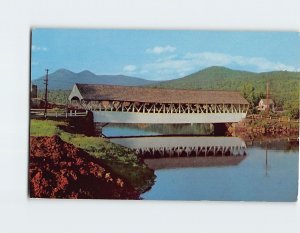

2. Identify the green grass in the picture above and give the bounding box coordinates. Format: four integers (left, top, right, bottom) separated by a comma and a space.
30, 119, 155, 192
30, 119, 63, 136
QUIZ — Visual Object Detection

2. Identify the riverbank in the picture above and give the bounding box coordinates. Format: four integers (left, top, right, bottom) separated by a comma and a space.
29, 119, 156, 199
229, 117, 299, 140
30, 136, 139, 198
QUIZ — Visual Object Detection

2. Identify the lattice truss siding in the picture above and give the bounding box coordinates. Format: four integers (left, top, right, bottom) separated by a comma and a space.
73, 100, 249, 114
135, 145, 247, 157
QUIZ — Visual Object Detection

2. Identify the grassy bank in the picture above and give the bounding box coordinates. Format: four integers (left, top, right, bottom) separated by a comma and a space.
30, 119, 155, 193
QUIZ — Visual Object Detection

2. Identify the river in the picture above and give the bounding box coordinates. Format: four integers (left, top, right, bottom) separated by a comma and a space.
103, 123, 299, 202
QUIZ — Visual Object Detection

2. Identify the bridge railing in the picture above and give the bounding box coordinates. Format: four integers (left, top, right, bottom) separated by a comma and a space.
75, 100, 249, 114
30, 108, 88, 118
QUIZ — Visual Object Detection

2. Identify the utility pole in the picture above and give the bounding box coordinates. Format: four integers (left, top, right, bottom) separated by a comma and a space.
44, 69, 49, 117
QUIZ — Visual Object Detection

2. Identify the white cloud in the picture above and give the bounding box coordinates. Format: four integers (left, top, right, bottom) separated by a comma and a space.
183, 52, 297, 71
141, 57, 192, 80
146, 45, 176, 54
138, 52, 298, 81
32, 45, 48, 52
123, 65, 137, 72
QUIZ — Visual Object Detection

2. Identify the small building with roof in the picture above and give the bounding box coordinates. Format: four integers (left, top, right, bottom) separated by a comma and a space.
257, 99, 275, 112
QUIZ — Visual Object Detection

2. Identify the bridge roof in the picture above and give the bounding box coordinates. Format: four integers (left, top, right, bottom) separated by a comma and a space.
72, 84, 249, 105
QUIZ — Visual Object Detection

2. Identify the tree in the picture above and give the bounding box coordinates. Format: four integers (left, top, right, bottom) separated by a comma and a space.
241, 83, 256, 110
284, 100, 299, 119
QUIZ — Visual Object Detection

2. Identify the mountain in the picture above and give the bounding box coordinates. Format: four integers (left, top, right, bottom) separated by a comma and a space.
150, 66, 295, 90
151, 66, 300, 95
150, 66, 300, 112
32, 68, 158, 90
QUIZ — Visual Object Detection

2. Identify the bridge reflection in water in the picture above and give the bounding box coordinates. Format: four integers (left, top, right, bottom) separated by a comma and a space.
109, 136, 247, 170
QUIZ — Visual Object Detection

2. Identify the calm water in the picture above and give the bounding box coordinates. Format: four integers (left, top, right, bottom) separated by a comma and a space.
103, 124, 299, 202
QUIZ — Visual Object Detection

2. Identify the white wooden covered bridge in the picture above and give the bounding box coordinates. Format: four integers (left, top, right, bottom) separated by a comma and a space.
68, 84, 249, 124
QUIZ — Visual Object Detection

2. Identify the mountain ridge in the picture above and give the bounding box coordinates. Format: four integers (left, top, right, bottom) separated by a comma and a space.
32, 68, 158, 90
150, 66, 300, 90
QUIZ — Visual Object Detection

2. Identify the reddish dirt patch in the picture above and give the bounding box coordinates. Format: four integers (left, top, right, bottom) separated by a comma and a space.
29, 136, 138, 199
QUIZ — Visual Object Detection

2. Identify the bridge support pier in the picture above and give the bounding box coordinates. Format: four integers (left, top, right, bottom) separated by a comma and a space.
94, 122, 109, 137
213, 123, 228, 136
68, 111, 95, 136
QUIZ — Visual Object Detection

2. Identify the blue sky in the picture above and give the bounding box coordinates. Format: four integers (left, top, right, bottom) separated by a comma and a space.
31, 29, 300, 80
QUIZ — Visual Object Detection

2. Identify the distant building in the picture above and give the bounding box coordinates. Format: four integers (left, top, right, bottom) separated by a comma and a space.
31, 84, 37, 99
257, 99, 275, 111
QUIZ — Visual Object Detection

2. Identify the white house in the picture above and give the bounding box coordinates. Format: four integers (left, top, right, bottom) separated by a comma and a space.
257, 99, 275, 111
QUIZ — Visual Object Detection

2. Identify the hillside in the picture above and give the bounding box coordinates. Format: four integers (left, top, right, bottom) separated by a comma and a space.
151, 66, 299, 93
32, 68, 157, 90
151, 66, 300, 115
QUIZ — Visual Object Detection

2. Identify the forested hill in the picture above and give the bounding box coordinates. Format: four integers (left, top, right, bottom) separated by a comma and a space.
151, 66, 299, 94
150, 66, 300, 116
32, 68, 157, 90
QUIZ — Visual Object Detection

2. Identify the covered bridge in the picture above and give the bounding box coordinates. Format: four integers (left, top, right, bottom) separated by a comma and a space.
68, 83, 249, 124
